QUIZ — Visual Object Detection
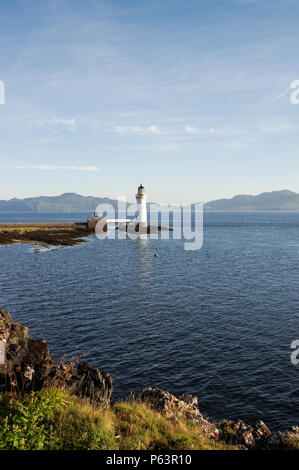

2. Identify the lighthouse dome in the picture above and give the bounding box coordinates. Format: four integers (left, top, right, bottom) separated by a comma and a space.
137, 184, 145, 195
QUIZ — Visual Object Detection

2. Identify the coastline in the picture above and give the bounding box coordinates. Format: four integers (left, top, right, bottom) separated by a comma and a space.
0, 221, 172, 247
0, 309, 298, 451
0, 222, 93, 247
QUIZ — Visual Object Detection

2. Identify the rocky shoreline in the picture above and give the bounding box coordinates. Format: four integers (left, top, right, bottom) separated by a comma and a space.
0, 223, 92, 247
0, 308, 298, 450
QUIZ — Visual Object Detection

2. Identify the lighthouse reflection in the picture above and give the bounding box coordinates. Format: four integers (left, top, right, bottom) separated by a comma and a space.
136, 234, 153, 277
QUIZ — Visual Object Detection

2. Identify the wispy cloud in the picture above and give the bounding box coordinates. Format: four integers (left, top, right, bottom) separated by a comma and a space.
2, 165, 100, 172
36, 118, 78, 132
115, 124, 161, 135
148, 124, 161, 134
185, 125, 216, 135
185, 125, 199, 135
115, 125, 143, 135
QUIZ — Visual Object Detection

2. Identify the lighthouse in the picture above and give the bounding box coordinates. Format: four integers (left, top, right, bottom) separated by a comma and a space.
135, 183, 147, 227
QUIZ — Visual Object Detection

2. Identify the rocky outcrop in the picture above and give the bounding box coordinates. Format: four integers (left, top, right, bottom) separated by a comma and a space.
0, 309, 112, 407
264, 426, 299, 450
217, 419, 299, 450
137, 387, 299, 450
0, 309, 50, 367
217, 419, 272, 449
49, 362, 113, 407
138, 387, 219, 440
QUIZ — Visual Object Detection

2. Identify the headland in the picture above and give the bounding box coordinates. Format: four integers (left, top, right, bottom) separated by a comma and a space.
0, 222, 92, 247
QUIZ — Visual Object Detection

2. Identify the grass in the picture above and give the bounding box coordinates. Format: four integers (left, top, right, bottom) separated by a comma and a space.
217, 420, 237, 444
0, 388, 238, 450
112, 401, 235, 450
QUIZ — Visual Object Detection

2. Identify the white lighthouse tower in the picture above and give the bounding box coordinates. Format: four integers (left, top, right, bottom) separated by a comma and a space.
135, 183, 147, 227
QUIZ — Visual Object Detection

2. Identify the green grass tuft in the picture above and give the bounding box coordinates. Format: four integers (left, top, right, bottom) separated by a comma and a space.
0, 388, 238, 450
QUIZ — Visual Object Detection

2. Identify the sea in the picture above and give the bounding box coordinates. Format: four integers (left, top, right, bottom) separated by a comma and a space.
0, 210, 298, 431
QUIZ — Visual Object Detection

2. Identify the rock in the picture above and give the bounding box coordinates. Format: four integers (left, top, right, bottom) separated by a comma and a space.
265, 426, 299, 450
0, 309, 112, 407
252, 420, 272, 448
137, 388, 298, 448
137, 388, 296, 450
217, 419, 274, 450
138, 387, 219, 440
179, 393, 198, 407
0, 309, 31, 366
59, 362, 113, 408
234, 421, 256, 448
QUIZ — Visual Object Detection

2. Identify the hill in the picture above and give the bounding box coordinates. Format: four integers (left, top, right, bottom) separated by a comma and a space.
0, 192, 124, 212
204, 190, 299, 211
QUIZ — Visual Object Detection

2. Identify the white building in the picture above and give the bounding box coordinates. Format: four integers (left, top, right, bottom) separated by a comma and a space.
92, 183, 148, 230
135, 183, 147, 226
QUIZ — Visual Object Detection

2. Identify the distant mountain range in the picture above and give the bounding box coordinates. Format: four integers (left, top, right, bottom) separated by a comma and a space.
1, 190, 299, 212
204, 190, 299, 211
0, 193, 123, 212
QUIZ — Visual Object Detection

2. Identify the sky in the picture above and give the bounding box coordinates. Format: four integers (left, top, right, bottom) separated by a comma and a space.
1, 0, 299, 204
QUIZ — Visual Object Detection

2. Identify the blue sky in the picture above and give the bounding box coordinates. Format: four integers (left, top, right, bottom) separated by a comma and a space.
1, 0, 299, 203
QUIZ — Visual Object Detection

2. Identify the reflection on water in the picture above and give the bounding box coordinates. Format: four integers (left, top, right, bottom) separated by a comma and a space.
137, 236, 153, 281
